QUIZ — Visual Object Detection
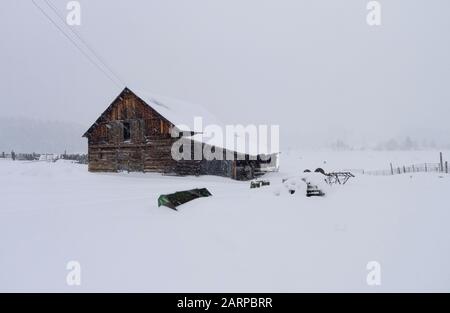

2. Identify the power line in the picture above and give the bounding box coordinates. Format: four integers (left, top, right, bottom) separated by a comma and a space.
42, 0, 125, 86
31, 0, 123, 88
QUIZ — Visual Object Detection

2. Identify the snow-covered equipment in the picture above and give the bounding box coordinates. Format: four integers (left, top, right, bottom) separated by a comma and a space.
282, 176, 306, 195
302, 173, 327, 197
283, 172, 329, 197
250, 180, 271, 189
314, 168, 326, 175
324, 172, 355, 185
304, 181, 325, 197
158, 188, 212, 210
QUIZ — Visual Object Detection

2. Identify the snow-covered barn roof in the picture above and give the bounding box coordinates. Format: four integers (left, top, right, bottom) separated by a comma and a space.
83, 87, 221, 137
130, 87, 222, 133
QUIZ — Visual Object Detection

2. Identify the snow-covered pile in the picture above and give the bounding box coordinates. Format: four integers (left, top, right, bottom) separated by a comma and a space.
0, 150, 449, 292
281, 172, 331, 196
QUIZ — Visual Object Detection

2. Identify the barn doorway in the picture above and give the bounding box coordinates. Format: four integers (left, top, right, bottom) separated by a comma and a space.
115, 149, 144, 173
116, 151, 130, 172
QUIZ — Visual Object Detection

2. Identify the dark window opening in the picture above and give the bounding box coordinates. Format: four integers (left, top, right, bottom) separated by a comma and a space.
123, 122, 131, 141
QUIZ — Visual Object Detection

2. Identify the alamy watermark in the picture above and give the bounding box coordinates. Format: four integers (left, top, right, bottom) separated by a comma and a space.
170, 117, 279, 162
66, 1, 81, 26
66, 260, 81, 286
366, 261, 381, 286
366, 1, 382, 26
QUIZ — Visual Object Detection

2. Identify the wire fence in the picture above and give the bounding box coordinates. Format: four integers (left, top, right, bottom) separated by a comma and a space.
338, 153, 449, 176
362, 162, 448, 176
344, 163, 449, 178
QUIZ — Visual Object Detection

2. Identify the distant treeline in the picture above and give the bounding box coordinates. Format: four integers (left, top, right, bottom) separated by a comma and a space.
329, 137, 450, 151
0, 151, 88, 164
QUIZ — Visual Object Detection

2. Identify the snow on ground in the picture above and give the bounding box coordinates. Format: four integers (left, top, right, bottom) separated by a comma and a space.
0, 150, 449, 292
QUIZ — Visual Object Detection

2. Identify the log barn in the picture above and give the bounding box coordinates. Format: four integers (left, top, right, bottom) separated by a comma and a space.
83, 87, 278, 180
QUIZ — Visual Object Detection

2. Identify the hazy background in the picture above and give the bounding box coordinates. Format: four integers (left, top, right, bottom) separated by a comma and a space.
1, 0, 449, 153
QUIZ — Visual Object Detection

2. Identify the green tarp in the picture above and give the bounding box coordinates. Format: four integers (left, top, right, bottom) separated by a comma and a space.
158, 188, 212, 210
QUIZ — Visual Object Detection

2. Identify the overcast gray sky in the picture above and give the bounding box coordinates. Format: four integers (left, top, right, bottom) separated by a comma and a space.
1, 0, 449, 149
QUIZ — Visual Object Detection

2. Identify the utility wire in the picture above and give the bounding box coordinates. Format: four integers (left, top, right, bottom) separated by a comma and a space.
42, 0, 125, 87
31, 0, 123, 88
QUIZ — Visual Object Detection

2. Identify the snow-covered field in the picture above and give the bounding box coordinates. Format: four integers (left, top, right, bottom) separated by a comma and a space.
1, 150, 449, 292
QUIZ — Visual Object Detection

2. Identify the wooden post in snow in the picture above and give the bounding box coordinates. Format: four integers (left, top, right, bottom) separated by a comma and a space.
440, 152, 444, 172
446, 161, 448, 174
390, 163, 394, 175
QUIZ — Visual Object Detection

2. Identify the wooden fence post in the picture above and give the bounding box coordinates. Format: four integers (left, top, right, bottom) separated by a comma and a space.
440, 152, 444, 172
446, 161, 448, 174
390, 163, 394, 175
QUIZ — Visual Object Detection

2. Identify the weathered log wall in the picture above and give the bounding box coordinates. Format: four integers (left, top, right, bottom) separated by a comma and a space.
86, 88, 179, 173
